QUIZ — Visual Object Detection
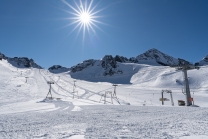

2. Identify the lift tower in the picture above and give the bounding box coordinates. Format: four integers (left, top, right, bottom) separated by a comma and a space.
173, 58, 199, 106
46, 81, 54, 99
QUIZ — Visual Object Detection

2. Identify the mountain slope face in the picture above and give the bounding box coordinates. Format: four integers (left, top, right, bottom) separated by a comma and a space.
0, 52, 42, 69
197, 55, 208, 66
136, 48, 178, 66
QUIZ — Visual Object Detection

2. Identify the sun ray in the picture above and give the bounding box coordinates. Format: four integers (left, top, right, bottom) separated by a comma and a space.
89, 1, 101, 14
69, 22, 83, 34
74, 0, 83, 13
62, 0, 80, 15
84, 0, 87, 13
87, 0, 93, 13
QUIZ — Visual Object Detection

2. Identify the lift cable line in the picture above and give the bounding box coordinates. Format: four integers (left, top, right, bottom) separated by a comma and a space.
171, 58, 200, 106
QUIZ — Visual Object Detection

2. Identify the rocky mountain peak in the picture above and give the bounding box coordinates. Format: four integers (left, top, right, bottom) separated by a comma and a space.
114, 55, 128, 63
8, 57, 42, 68
136, 48, 178, 66
48, 65, 70, 73
101, 55, 117, 69
202, 55, 208, 62
197, 55, 208, 66
0, 52, 42, 68
71, 59, 96, 73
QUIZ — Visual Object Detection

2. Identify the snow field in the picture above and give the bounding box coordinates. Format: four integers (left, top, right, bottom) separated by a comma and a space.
1, 105, 208, 138
1, 59, 208, 138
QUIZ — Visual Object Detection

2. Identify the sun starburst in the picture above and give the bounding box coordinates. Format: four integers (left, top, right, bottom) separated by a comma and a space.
62, 0, 105, 40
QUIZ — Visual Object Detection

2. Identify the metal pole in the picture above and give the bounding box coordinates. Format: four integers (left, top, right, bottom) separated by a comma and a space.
183, 69, 192, 106
25, 77, 28, 83
170, 92, 174, 106
49, 84, 51, 98
73, 80, 76, 99
111, 92, 113, 104
193, 92, 195, 105
104, 92, 106, 104
162, 91, 164, 105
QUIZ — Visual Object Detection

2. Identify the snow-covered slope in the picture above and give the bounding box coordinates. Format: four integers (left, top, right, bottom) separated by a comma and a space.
1, 58, 208, 138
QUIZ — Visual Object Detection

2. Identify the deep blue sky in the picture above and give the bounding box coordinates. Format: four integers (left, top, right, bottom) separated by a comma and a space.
0, 0, 208, 68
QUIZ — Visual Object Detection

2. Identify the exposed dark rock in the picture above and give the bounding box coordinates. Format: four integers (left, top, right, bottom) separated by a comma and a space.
129, 57, 138, 63
203, 55, 208, 61
101, 55, 117, 69
8, 57, 42, 68
196, 55, 208, 66
114, 55, 128, 63
0, 52, 42, 68
0, 52, 6, 60
48, 65, 69, 73
49, 65, 62, 70
71, 59, 96, 73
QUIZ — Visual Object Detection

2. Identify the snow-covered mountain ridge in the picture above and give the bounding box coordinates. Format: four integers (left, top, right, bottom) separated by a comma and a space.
49, 48, 179, 75
0, 52, 42, 69
49, 49, 183, 81
48, 65, 69, 73
47, 48, 208, 82
136, 48, 178, 66
196, 55, 208, 66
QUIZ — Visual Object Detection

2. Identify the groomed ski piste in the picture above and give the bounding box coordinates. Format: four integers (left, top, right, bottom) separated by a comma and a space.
1, 59, 208, 139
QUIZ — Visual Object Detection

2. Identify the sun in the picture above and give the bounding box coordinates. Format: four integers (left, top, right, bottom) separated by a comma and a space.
80, 12, 91, 24
61, 0, 105, 40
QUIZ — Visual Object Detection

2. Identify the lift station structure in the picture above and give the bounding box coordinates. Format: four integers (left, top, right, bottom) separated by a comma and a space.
100, 84, 120, 104
161, 90, 174, 106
